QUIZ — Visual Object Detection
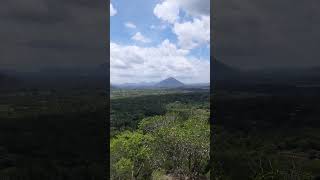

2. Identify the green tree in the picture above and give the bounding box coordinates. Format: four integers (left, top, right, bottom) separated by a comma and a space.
139, 107, 210, 178
110, 131, 154, 180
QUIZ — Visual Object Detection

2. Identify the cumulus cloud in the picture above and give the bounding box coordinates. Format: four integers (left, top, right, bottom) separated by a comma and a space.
177, 0, 210, 17
173, 15, 210, 50
153, 0, 210, 50
153, 0, 209, 23
110, 0, 210, 84
110, 40, 209, 84
124, 22, 136, 29
153, 0, 180, 23
131, 32, 151, 43
110, 3, 117, 16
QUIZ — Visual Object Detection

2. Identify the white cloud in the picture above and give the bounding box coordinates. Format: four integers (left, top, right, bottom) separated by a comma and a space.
131, 32, 151, 43
110, 40, 209, 84
110, 3, 117, 16
109, 1, 210, 84
177, 0, 210, 17
173, 15, 210, 50
124, 22, 136, 29
153, 0, 209, 23
153, 0, 180, 23
153, 0, 210, 50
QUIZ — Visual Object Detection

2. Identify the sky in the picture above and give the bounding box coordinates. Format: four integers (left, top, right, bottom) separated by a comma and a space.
214, 0, 320, 70
110, 0, 210, 84
1, 0, 320, 77
0, 0, 107, 71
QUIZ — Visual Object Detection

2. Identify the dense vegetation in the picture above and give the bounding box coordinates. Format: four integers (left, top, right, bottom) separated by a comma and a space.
110, 90, 209, 136
110, 90, 210, 179
211, 87, 320, 180
0, 88, 107, 179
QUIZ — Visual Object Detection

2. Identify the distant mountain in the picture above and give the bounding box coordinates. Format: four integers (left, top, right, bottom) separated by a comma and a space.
155, 77, 184, 88
113, 82, 156, 89
212, 59, 242, 81
0, 72, 20, 88
212, 58, 271, 84
37, 64, 108, 78
110, 84, 118, 89
0, 64, 109, 89
212, 58, 320, 88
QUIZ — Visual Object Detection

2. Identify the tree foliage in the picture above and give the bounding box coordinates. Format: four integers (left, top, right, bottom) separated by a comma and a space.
110, 102, 210, 179
111, 131, 154, 179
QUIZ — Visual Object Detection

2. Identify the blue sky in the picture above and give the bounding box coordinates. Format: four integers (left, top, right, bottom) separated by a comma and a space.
110, 0, 210, 84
